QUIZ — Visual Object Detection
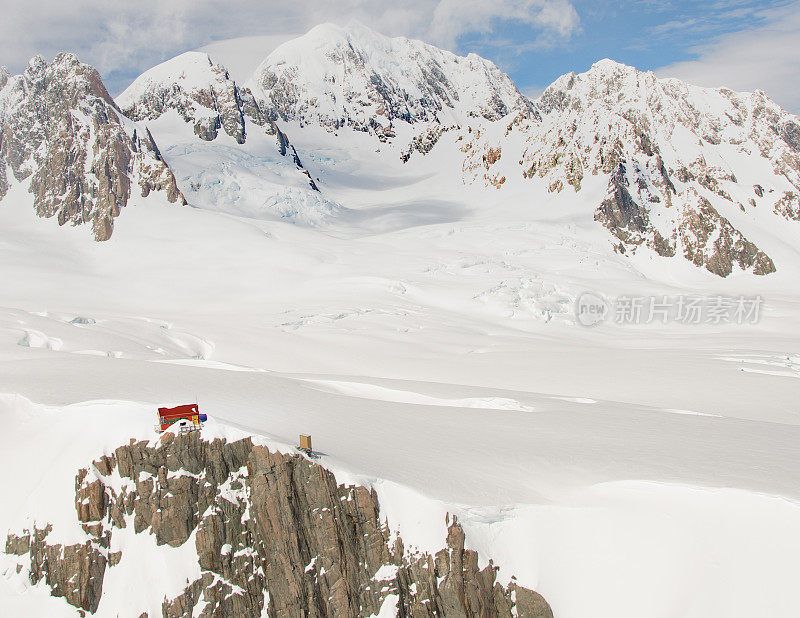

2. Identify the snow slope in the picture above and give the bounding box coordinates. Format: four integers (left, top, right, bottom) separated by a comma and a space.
2, 23, 800, 618
143, 114, 343, 225
1, 122, 800, 616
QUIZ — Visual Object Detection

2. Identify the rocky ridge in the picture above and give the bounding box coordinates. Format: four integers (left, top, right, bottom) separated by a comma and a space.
248, 22, 533, 138
116, 51, 319, 192
117, 52, 296, 155
456, 60, 800, 276
5, 432, 553, 617
0, 54, 185, 240
4, 27, 798, 275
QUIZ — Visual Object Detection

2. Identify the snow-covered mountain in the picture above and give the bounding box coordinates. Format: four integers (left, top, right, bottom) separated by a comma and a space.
4, 22, 800, 618
5, 25, 798, 275
446, 59, 800, 276
116, 51, 342, 225
248, 22, 533, 138
0, 54, 184, 240
236, 23, 798, 277
118, 51, 294, 151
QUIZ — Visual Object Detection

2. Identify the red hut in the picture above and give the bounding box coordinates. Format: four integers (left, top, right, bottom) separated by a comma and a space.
156, 404, 207, 433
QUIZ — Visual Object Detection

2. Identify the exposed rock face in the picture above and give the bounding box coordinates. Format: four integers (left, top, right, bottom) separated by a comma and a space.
594, 163, 774, 275
0, 64, 8, 199
6, 524, 107, 613
680, 196, 775, 276
0, 54, 185, 240
248, 22, 532, 136
595, 162, 675, 259
401, 125, 450, 163
460, 127, 512, 189
0, 125, 8, 201
135, 127, 187, 203
5, 433, 552, 617
774, 190, 800, 221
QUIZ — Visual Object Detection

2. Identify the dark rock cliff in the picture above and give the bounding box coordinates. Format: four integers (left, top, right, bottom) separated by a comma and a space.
5, 432, 553, 617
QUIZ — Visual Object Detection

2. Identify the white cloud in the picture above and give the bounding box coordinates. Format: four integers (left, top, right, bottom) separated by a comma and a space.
656, 1, 800, 114
429, 0, 578, 48
0, 0, 579, 93
0, 0, 202, 83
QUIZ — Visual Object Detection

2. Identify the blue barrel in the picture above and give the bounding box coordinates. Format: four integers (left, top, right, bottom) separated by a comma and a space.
199, 414, 208, 422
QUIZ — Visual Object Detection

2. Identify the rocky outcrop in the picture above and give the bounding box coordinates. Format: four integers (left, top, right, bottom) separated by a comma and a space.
594, 158, 677, 258
0, 125, 8, 201
5, 433, 552, 617
6, 524, 107, 613
460, 128, 511, 189
135, 127, 186, 204
680, 197, 776, 276
779, 119, 800, 152
0, 65, 8, 199
396, 518, 551, 617
595, 162, 674, 256
0, 54, 185, 240
774, 190, 800, 221
401, 126, 450, 163
594, 160, 775, 275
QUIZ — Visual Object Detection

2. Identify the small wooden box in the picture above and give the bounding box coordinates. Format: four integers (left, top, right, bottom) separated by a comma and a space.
299, 434, 313, 451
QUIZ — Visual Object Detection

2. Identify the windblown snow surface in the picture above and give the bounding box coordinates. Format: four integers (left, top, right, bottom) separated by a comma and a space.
2, 63, 800, 618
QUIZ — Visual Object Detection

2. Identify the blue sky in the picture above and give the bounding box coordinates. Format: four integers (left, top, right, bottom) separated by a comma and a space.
1, 0, 798, 112
464, 0, 798, 101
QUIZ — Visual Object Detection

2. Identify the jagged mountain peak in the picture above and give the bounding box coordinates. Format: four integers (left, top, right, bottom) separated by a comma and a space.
531, 56, 800, 161
248, 21, 531, 135
0, 53, 184, 240
539, 58, 798, 126
12, 52, 118, 110
24, 53, 47, 74
117, 47, 314, 169
537, 59, 662, 114
538, 59, 649, 96
296, 20, 505, 73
